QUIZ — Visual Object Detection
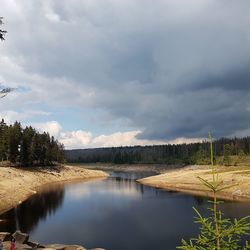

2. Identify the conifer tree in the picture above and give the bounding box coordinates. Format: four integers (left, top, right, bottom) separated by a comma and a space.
178, 133, 250, 250
0, 120, 65, 166
8, 122, 22, 164
20, 126, 36, 166
0, 119, 8, 161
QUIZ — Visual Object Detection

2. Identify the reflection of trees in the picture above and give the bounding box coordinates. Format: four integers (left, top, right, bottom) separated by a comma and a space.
0, 186, 65, 233
0, 209, 16, 232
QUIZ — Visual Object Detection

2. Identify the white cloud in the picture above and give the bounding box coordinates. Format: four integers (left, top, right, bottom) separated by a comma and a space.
0, 110, 51, 124
168, 137, 204, 145
44, 121, 203, 149
33, 120, 62, 137
60, 130, 92, 148
91, 130, 165, 148
59, 129, 166, 149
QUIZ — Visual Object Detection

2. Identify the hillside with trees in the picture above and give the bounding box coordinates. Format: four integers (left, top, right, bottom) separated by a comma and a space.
65, 136, 250, 166
0, 119, 65, 166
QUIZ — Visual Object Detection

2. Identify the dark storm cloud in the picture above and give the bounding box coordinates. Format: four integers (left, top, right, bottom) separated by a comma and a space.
1, 0, 250, 140
190, 67, 250, 92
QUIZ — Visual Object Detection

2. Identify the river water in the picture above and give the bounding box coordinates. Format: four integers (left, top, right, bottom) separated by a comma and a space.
1, 171, 250, 250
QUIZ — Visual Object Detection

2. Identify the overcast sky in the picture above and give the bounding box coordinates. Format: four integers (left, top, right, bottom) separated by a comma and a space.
1, 0, 250, 149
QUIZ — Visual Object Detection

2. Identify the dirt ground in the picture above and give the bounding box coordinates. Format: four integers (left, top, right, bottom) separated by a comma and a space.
138, 165, 250, 202
0, 165, 108, 214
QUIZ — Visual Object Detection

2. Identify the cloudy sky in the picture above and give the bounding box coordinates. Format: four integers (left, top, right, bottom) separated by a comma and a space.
1, 0, 250, 149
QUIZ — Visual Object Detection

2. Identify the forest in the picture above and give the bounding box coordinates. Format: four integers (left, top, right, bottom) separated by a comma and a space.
65, 136, 250, 165
0, 119, 65, 166
2, 116, 250, 167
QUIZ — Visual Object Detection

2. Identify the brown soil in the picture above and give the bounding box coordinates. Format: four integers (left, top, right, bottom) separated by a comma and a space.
138, 165, 250, 202
0, 165, 108, 214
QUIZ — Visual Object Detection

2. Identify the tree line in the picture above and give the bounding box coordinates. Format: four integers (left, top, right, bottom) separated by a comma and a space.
0, 119, 65, 166
65, 136, 250, 165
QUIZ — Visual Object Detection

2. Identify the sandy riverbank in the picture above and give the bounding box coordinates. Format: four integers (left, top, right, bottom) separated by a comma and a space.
138, 165, 250, 201
72, 163, 183, 173
0, 165, 108, 214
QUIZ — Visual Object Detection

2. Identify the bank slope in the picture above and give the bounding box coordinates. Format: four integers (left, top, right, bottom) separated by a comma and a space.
0, 165, 108, 214
138, 165, 250, 201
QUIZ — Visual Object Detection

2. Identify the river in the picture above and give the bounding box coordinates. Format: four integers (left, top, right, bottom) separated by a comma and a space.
1, 171, 250, 250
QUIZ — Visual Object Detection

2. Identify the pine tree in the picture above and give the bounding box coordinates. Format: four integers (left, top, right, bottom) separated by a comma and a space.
0, 119, 8, 161
8, 122, 22, 164
0, 120, 65, 166
178, 133, 250, 250
20, 126, 36, 166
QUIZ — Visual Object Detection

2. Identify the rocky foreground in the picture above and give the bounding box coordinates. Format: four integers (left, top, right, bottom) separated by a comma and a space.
0, 231, 106, 250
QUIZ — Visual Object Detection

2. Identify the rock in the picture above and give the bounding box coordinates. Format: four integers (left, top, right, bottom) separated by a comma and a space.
12, 230, 29, 244
0, 232, 12, 241
64, 245, 86, 250
0, 232, 103, 250
3, 241, 11, 249
4, 241, 33, 250
39, 248, 56, 250
27, 241, 44, 248
45, 244, 86, 250
45, 244, 67, 250
15, 243, 33, 249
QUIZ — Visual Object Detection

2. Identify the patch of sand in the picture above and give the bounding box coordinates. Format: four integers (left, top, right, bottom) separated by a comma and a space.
0, 165, 108, 214
72, 163, 183, 173
138, 165, 250, 201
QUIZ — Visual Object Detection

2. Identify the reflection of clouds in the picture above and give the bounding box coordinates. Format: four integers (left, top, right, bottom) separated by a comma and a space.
102, 187, 139, 197
67, 180, 140, 200
67, 187, 91, 200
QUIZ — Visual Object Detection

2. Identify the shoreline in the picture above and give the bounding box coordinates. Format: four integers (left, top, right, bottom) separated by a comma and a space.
137, 165, 250, 202
0, 165, 108, 214
71, 163, 184, 173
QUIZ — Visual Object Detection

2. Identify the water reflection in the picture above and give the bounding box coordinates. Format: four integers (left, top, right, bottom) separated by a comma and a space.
0, 171, 250, 250
0, 186, 64, 233
194, 195, 206, 205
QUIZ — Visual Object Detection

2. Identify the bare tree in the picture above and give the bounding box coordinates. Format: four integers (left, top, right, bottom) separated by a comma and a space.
0, 18, 14, 98
0, 17, 7, 41
0, 87, 15, 98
